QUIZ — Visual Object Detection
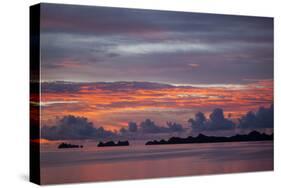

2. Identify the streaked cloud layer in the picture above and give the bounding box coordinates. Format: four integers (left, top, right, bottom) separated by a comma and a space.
40, 4, 273, 84
40, 80, 273, 131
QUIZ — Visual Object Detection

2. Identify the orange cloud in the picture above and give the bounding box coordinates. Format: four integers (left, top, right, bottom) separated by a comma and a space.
40, 80, 273, 131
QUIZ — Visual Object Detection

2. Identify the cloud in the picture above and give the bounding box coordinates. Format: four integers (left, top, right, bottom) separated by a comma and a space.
41, 81, 83, 93
188, 63, 200, 68
140, 119, 163, 133
41, 81, 175, 94
108, 41, 221, 55
41, 4, 165, 36
188, 112, 207, 131
238, 104, 273, 129
128, 122, 138, 132
41, 3, 273, 41
41, 115, 116, 140
40, 100, 79, 107
188, 108, 235, 131
189, 105, 273, 132
41, 115, 185, 140
40, 4, 273, 84
120, 119, 184, 134
166, 122, 185, 132
40, 104, 273, 140
40, 80, 273, 131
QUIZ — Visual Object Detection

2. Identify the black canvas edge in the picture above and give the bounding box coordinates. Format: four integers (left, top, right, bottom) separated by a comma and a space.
30, 3, 41, 185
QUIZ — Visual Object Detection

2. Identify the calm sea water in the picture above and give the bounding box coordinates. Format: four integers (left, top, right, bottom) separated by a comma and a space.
40, 141, 273, 184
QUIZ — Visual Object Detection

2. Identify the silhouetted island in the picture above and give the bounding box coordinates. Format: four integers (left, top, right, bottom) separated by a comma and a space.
145, 131, 273, 145
58, 142, 83, 149
97, 140, 129, 147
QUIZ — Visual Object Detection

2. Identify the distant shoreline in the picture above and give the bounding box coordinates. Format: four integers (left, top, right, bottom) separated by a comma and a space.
145, 131, 273, 146
97, 140, 129, 147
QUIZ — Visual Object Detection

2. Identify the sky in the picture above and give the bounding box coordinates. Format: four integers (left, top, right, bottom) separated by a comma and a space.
38, 3, 273, 138
40, 80, 273, 133
40, 3, 273, 85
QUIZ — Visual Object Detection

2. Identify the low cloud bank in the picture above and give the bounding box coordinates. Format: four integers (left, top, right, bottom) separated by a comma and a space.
120, 119, 184, 134
41, 105, 273, 140
41, 115, 115, 140
188, 105, 273, 132
188, 108, 235, 131
238, 104, 273, 129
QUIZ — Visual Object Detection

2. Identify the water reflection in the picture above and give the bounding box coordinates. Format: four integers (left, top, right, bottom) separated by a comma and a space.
41, 141, 273, 184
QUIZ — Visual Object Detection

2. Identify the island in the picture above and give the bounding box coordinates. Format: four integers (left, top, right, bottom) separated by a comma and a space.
145, 131, 273, 145
97, 140, 129, 147
58, 142, 83, 149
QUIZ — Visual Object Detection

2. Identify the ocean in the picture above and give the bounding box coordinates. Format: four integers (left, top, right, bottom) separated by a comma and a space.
40, 141, 273, 184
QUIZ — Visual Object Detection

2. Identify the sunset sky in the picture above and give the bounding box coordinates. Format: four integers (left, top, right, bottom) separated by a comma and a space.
39, 4, 273, 134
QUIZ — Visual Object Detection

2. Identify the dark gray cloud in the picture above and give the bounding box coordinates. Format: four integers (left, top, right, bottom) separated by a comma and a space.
188, 108, 235, 131
41, 81, 83, 93
128, 122, 138, 132
188, 112, 207, 131
140, 119, 164, 133
238, 104, 273, 129
41, 81, 176, 94
41, 3, 273, 40
40, 3, 273, 84
41, 4, 164, 36
166, 122, 185, 132
120, 119, 184, 134
189, 105, 273, 132
41, 115, 116, 140
41, 115, 185, 140
41, 105, 273, 140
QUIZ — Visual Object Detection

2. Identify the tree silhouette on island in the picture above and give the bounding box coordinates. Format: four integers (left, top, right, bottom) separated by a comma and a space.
97, 140, 129, 147
145, 131, 273, 145
57, 130, 272, 149
58, 142, 83, 149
